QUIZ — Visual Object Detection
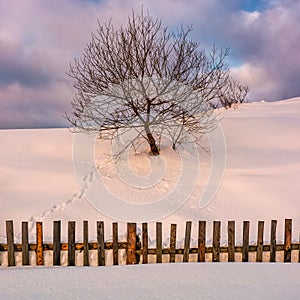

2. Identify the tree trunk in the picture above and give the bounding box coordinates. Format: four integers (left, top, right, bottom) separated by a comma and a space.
147, 132, 160, 155
144, 124, 159, 155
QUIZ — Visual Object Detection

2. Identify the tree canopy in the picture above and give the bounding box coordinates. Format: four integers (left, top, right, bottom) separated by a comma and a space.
66, 10, 248, 156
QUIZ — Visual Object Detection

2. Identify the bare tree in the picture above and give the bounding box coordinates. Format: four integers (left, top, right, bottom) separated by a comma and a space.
215, 78, 249, 109
66, 9, 248, 156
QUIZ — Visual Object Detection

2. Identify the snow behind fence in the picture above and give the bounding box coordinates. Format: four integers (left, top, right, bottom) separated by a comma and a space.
0, 219, 298, 267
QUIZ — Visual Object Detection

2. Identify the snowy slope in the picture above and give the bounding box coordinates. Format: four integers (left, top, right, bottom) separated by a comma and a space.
1, 98, 300, 298
1, 98, 300, 243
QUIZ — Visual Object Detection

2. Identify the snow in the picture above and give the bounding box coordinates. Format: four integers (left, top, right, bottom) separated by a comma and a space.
1, 264, 300, 299
1, 97, 300, 298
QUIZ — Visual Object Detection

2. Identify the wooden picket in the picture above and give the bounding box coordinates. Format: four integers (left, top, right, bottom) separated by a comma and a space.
270, 220, 277, 262
127, 223, 136, 265
212, 221, 220, 262
156, 222, 162, 263
198, 221, 206, 262
22, 222, 29, 265
6, 220, 15, 267
53, 220, 61, 266
112, 222, 118, 266
228, 220, 235, 262
36, 222, 43, 266
169, 224, 176, 263
183, 221, 192, 263
284, 219, 292, 262
142, 223, 148, 264
256, 221, 264, 262
0, 219, 300, 267
97, 221, 105, 266
68, 221, 75, 266
242, 221, 250, 262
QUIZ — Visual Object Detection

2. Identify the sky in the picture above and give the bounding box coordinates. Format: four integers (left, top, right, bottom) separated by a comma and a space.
0, 0, 299, 129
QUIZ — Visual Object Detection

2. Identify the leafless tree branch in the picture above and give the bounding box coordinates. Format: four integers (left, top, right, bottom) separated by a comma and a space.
66, 9, 248, 156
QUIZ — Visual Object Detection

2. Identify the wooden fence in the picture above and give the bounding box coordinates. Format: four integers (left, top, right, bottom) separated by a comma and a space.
0, 219, 299, 267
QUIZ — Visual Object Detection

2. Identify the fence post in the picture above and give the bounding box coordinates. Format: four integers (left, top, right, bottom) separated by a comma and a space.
22, 222, 29, 266
36, 222, 44, 266
284, 219, 292, 262
270, 220, 277, 262
68, 221, 76, 266
256, 221, 264, 262
198, 221, 206, 262
83, 220, 89, 266
212, 221, 221, 262
97, 221, 105, 266
169, 224, 177, 263
156, 222, 162, 263
113, 222, 118, 266
126, 223, 137, 265
53, 221, 61, 266
183, 221, 192, 262
242, 221, 250, 262
6, 220, 15, 267
228, 221, 235, 262
142, 223, 148, 264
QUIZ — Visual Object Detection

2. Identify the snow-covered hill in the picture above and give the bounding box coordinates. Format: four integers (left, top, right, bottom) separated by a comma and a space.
1, 98, 300, 298
1, 98, 300, 241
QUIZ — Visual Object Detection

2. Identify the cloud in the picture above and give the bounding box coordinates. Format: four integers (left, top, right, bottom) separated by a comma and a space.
0, 82, 73, 129
0, 0, 300, 128
0, 33, 51, 87
0, 0, 98, 128
225, 1, 300, 100
231, 64, 276, 101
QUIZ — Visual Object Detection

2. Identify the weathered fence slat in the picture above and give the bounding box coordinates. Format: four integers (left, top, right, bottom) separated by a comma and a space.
68, 221, 76, 266
270, 220, 277, 262
126, 223, 136, 265
142, 223, 148, 264
242, 221, 250, 262
183, 221, 192, 263
83, 221, 89, 266
113, 222, 118, 266
6, 220, 15, 267
53, 220, 61, 266
228, 221, 235, 262
22, 222, 29, 266
198, 221, 206, 262
212, 221, 221, 262
284, 219, 292, 263
256, 221, 264, 262
156, 222, 162, 263
36, 222, 44, 266
169, 224, 177, 263
97, 221, 105, 266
